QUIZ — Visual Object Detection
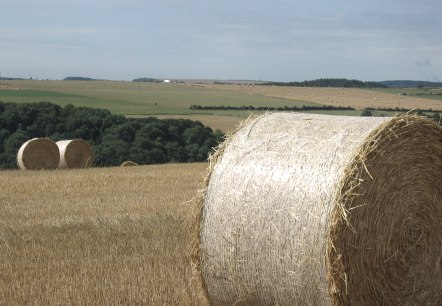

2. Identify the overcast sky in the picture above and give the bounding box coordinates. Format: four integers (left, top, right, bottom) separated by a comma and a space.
1, 0, 441, 82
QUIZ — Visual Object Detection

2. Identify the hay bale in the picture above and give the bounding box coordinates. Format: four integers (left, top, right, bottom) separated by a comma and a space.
195, 113, 442, 305
120, 160, 139, 167
17, 138, 60, 170
56, 139, 93, 169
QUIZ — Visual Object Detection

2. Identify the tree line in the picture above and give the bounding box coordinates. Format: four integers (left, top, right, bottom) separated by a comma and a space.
190, 104, 355, 111
361, 107, 441, 123
0, 101, 224, 169
261, 78, 387, 88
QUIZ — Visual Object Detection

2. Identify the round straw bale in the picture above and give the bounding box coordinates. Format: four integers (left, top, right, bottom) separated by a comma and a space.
56, 139, 93, 169
196, 113, 442, 305
17, 138, 60, 170
120, 160, 139, 167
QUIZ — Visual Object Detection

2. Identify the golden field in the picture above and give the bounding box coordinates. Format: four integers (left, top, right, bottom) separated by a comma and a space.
0, 164, 209, 305
129, 114, 245, 133
201, 84, 442, 111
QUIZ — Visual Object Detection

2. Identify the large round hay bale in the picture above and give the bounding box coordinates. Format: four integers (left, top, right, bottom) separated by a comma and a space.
17, 138, 60, 170
56, 139, 93, 169
196, 113, 442, 305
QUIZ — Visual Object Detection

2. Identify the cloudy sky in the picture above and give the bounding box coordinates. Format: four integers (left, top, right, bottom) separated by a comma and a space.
1, 0, 441, 81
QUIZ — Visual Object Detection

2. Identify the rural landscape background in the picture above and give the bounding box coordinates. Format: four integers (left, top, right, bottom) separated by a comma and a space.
1, 78, 441, 169
0, 78, 441, 304
2, 0, 442, 304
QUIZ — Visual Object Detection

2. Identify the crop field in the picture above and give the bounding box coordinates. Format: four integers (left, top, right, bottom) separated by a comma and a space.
201, 84, 442, 111
0, 163, 209, 305
131, 114, 246, 132
1, 79, 441, 132
0, 80, 315, 115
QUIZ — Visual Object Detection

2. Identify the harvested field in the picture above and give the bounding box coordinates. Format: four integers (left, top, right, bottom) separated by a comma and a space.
0, 164, 208, 305
136, 114, 244, 132
201, 84, 442, 111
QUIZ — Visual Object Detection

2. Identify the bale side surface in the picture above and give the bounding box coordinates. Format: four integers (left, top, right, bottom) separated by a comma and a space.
197, 113, 442, 305
57, 139, 93, 169
17, 138, 60, 170
198, 113, 390, 305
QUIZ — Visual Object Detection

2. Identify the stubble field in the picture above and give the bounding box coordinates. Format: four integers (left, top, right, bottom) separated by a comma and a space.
0, 163, 209, 305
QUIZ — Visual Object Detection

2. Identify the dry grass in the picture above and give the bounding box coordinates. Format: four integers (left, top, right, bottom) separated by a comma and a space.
0, 163, 209, 305
201, 84, 442, 110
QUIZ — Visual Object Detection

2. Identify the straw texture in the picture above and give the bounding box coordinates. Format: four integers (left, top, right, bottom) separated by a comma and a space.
197, 113, 442, 305
17, 138, 60, 170
57, 139, 93, 169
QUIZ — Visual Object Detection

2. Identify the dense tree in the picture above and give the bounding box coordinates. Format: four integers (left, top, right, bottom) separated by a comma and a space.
94, 135, 131, 166
0, 101, 224, 169
1, 129, 30, 166
259, 78, 387, 88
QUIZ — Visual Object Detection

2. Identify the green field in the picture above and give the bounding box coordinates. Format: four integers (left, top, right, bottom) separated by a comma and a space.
0, 80, 318, 115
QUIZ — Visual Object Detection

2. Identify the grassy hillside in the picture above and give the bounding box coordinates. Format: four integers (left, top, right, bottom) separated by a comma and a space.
0, 80, 316, 115
0, 164, 209, 305
2, 79, 441, 132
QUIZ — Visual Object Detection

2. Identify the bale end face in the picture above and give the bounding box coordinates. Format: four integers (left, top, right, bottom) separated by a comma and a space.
328, 116, 442, 305
17, 138, 60, 170
57, 139, 94, 169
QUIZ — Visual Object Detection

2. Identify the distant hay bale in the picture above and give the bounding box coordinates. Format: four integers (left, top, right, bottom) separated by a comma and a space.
17, 138, 60, 170
56, 139, 93, 169
121, 160, 139, 167
195, 113, 442, 305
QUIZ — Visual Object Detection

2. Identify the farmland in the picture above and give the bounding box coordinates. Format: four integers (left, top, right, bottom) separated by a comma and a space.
1, 79, 441, 132
0, 80, 316, 116
200, 83, 442, 111
134, 114, 245, 132
1, 80, 441, 304
0, 163, 209, 305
